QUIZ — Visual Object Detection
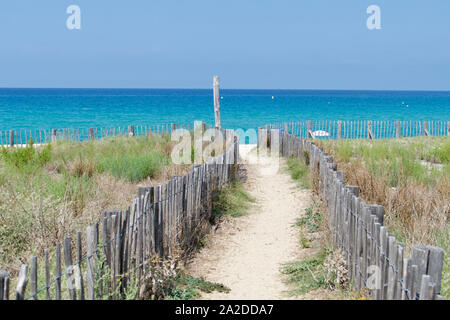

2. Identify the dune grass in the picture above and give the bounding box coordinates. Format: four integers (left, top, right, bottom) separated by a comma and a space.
212, 181, 255, 218
0, 134, 188, 272
285, 156, 310, 189
316, 137, 449, 298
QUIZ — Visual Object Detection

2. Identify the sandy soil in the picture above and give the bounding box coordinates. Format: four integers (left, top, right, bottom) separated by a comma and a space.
186, 145, 312, 299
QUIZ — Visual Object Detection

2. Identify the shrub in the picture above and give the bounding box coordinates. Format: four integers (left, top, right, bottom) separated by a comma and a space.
97, 151, 168, 182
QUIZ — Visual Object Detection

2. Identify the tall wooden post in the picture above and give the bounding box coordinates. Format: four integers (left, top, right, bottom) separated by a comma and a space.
213, 76, 221, 129
368, 120, 374, 140
396, 121, 401, 138
9, 130, 14, 147
51, 129, 57, 143
0, 270, 10, 300
337, 121, 342, 140
423, 121, 430, 136
447, 121, 450, 136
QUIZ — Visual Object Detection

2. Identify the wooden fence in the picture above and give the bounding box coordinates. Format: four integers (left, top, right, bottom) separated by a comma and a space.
269, 120, 450, 140
258, 126, 445, 300
0, 127, 240, 300
0, 122, 213, 147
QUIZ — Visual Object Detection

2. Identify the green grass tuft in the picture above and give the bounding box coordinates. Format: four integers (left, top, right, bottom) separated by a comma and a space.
286, 156, 310, 189
212, 181, 255, 218
296, 205, 322, 233
281, 248, 329, 295
97, 151, 168, 182
167, 271, 230, 300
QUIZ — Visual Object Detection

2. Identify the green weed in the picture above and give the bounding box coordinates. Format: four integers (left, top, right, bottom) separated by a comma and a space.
167, 271, 230, 300
286, 156, 310, 189
281, 248, 329, 295
212, 181, 255, 218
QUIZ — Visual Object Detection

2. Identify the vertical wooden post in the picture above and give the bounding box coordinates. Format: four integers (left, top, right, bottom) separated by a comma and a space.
170, 123, 176, 133
44, 249, 51, 300
51, 129, 57, 143
86, 226, 95, 300
0, 270, 10, 300
15, 264, 28, 300
76, 232, 85, 300
213, 76, 221, 129
55, 242, 61, 300
307, 121, 314, 138
396, 121, 401, 138
64, 237, 76, 300
128, 125, 135, 137
284, 123, 289, 133
30, 256, 38, 300
426, 246, 444, 297
368, 120, 374, 140
337, 121, 342, 140
447, 121, 449, 136
423, 121, 430, 136
9, 130, 14, 146
89, 128, 94, 141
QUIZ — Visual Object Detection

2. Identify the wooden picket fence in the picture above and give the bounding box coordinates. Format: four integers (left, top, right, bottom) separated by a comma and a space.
269, 120, 450, 140
258, 126, 445, 300
0, 122, 212, 147
0, 126, 240, 300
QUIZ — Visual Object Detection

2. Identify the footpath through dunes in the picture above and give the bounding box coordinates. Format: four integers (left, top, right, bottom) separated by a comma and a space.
186, 145, 311, 299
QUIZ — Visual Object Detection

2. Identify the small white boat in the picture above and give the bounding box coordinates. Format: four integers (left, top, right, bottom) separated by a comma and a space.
312, 130, 330, 137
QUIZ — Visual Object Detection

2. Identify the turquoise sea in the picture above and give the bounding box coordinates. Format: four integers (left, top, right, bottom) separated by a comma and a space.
1, 89, 449, 136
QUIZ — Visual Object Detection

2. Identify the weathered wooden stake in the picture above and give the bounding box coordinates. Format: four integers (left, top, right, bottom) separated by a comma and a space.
396, 121, 401, 138
30, 256, 38, 300
9, 130, 14, 146
213, 76, 221, 129
0, 270, 10, 300
423, 121, 430, 136
51, 129, 57, 143
15, 264, 28, 300
128, 125, 135, 137
337, 121, 342, 139
368, 120, 374, 140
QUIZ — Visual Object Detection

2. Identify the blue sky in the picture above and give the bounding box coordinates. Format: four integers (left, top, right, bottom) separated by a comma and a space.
0, 0, 449, 90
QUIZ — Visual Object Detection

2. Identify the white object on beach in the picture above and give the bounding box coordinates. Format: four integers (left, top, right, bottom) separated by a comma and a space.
312, 130, 330, 137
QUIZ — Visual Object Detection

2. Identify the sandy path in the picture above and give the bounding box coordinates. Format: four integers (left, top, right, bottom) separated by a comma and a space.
186, 145, 311, 299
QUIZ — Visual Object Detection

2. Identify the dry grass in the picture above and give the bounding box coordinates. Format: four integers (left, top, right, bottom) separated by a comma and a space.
0, 135, 191, 275
316, 137, 449, 298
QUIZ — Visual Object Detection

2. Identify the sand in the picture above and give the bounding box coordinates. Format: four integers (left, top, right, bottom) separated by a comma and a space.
186, 145, 312, 299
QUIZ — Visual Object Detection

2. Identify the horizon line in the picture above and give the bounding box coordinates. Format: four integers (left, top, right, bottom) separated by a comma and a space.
1, 87, 450, 93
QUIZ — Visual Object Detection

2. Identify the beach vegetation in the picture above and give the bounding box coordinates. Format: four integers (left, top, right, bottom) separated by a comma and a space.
316, 137, 450, 298
286, 156, 310, 189
167, 271, 230, 300
0, 134, 190, 272
212, 181, 255, 218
